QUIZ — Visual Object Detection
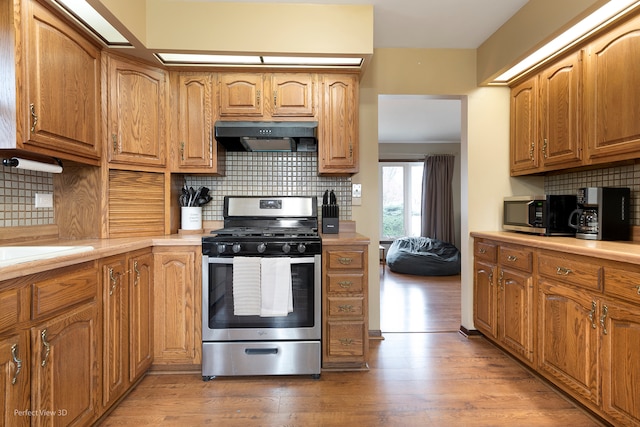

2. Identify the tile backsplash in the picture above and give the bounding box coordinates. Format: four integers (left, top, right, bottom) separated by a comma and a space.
0, 167, 55, 227
545, 163, 640, 224
184, 152, 352, 221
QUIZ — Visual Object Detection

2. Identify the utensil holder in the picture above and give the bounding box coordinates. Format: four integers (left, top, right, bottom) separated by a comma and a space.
181, 206, 202, 230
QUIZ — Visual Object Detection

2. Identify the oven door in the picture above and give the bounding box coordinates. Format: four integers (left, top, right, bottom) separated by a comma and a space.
202, 255, 321, 341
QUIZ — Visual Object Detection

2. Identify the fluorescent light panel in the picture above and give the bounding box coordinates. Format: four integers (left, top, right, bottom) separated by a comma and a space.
54, 0, 130, 45
494, 0, 640, 83
157, 53, 363, 67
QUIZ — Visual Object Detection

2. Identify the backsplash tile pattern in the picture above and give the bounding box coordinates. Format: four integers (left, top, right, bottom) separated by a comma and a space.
545, 163, 640, 224
185, 152, 352, 221
0, 168, 55, 227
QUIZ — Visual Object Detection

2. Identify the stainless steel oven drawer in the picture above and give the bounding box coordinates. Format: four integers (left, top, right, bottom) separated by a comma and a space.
202, 341, 321, 377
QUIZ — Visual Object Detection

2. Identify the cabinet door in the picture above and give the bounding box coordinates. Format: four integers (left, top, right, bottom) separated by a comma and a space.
498, 267, 534, 364
100, 256, 127, 408
153, 248, 201, 365
129, 251, 153, 381
24, 0, 101, 162
175, 73, 215, 170
539, 51, 583, 170
509, 76, 539, 175
319, 74, 358, 174
218, 74, 264, 117
538, 280, 600, 406
601, 298, 640, 426
107, 55, 167, 167
473, 260, 497, 337
31, 303, 99, 427
270, 74, 316, 117
0, 332, 29, 427
585, 14, 640, 163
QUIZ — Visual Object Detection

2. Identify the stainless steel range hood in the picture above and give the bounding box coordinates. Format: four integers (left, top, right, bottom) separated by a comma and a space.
214, 121, 318, 152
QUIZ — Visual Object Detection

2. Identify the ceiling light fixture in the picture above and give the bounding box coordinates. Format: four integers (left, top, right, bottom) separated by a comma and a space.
493, 0, 640, 84
155, 53, 363, 68
53, 0, 130, 46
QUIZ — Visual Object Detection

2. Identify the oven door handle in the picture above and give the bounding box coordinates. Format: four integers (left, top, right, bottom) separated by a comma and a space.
245, 347, 279, 355
206, 257, 316, 265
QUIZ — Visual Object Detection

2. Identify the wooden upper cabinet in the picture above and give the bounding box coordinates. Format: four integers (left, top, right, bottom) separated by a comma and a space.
270, 74, 316, 117
585, 12, 640, 163
1, 0, 101, 164
218, 73, 264, 117
538, 51, 583, 170
106, 54, 168, 167
171, 72, 224, 174
319, 74, 359, 174
509, 76, 539, 175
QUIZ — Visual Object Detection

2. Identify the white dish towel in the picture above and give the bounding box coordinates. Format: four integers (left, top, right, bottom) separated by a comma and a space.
260, 257, 293, 317
232, 257, 262, 316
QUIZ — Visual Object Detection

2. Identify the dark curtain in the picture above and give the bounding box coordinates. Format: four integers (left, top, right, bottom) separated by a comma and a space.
421, 154, 455, 244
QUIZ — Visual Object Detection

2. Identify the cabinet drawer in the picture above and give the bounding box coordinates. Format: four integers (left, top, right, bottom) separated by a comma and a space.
326, 322, 365, 357
499, 246, 533, 272
604, 266, 640, 303
474, 241, 497, 262
0, 286, 28, 333
328, 297, 364, 318
32, 264, 98, 319
538, 252, 601, 291
327, 273, 364, 294
326, 249, 365, 270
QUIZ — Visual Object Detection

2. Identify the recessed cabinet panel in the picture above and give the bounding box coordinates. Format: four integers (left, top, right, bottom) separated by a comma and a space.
510, 76, 539, 175
218, 74, 264, 117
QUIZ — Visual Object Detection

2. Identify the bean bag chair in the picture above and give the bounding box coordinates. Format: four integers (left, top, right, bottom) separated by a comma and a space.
386, 236, 461, 276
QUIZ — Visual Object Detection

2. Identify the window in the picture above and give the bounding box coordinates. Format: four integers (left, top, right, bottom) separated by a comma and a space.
379, 162, 424, 240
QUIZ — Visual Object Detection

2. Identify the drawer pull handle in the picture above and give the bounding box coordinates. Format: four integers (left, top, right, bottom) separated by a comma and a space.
338, 281, 353, 288
338, 257, 353, 265
636, 285, 640, 295
478, 248, 486, 254
41, 329, 50, 367
600, 305, 608, 335
134, 260, 140, 287
339, 338, 354, 346
556, 266, 573, 275
588, 301, 597, 329
30, 103, 38, 132
507, 255, 518, 262
10, 344, 21, 385
338, 304, 355, 312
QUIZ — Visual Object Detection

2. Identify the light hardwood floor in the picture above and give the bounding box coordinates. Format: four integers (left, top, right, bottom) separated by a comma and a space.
99, 265, 604, 426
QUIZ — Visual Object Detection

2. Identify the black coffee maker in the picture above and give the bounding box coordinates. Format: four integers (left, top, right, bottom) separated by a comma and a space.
569, 187, 631, 240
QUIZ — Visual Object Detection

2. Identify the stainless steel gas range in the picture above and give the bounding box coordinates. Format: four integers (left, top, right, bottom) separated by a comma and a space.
201, 196, 321, 380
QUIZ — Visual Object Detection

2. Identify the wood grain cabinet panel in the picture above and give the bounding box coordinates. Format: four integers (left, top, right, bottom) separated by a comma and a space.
31, 263, 97, 320
1, 0, 101, 164
31, 303, 100, 427
0, 332, 30, 427
322, 243, 368, 370
218, 73, 264, 117
171, 72, 225, 174
270, 74, 316, 117
106, 54, 167, 167
585, 12, 640, 163
509, 76, 539, 175
473, 259, 497, 338
319, 74, 359, 174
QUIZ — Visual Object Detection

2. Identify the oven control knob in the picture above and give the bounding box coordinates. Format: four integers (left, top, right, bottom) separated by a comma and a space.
257, 243, 267, 253
232, 243, 242, 253
217, 244, 227, 254
282, 243, 291, 254
297, 243, 307, 253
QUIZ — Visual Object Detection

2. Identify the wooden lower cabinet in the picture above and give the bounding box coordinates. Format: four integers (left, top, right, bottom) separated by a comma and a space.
152, 246, 201, 368
473, 235, 640, 426
321, 241, 369, 370
0, 331, 30, 427
100, 249, 153, 410
31, 303, 100, 427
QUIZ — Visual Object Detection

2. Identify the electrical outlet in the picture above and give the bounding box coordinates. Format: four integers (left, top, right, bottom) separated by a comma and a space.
352, 183, 362, 198
35, 193, 53, 208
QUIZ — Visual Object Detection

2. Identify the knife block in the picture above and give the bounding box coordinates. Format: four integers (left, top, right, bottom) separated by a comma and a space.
322, 205, 339, 234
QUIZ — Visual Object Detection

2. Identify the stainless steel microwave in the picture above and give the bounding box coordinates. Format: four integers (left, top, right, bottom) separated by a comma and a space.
503, 195, 577, 236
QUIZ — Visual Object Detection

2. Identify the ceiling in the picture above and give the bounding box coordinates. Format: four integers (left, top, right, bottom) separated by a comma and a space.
210, 0, 528, 144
